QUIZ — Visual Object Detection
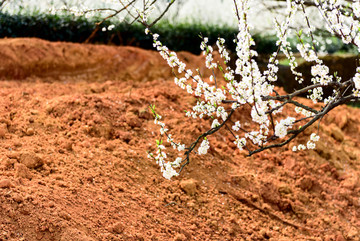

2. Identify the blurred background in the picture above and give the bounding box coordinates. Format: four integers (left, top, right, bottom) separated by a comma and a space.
1, 0, 322, 32
1, 0, 351, 53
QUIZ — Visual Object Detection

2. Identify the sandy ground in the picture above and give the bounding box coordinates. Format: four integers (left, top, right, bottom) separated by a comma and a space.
0, 38, 359, 241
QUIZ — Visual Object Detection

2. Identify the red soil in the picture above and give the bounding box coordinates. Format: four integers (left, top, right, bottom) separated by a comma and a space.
0, 38, 359, 241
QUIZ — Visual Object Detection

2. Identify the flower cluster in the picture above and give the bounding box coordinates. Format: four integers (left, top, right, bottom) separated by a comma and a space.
295, 107, 313, 118
232, 121, 241, 132
234, 137, 246, 150
292, 133, 320, 152
147, 105, 186, 180
315, 0, 360, 49
297, 43, 318, 62
201, 38, 218, 69
274, 117, 296, 138
102, 24, 115, 32
353, 71, 360, 97
353, 71, 360, 90
274, 2, 304, 84
216, 38, 231, 64
198, 139, 210, 155
308, 87, 324, 103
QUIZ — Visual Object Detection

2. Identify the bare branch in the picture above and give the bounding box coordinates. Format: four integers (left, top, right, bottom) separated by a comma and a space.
146, 0, 176, 28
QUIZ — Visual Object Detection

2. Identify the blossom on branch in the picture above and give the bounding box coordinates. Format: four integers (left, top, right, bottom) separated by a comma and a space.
143, 0, 360, 179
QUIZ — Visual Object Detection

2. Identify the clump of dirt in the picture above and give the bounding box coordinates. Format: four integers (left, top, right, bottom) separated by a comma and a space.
0, 38, 359, 240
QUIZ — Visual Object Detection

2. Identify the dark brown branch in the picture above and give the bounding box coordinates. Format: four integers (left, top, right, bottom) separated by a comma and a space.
248, 93, 360, 156
179, 109, 235, 173
262, 80, 351, 102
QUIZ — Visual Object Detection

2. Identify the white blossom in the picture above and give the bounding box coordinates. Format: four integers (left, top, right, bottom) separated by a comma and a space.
107, 24, 115, 31
198, 139, 210, 155
211, 119, 220, 129
162, 163, 179, 180
354, 73, 360, 90
234, 137, 246, 150
275, 117, 296, 138
310, 133, 320, 142
232, 121, 241, 131
294, 144, 304, 151
307, 141, 316, 150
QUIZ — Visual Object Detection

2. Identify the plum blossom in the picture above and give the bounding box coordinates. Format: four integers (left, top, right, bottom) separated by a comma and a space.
198, 139, 210, 155
234, 137, 246, 150
311, 64, 332, 85
232, 121, 241, 132
307, 141, 316, 149
211, 119, 220, 129
310, 133, 320, 142
162, 162, 179, 180
353, 73, 360, 90
275, 117, 296, 138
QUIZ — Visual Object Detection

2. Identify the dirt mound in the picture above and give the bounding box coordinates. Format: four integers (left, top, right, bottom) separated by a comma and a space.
0, 38, 216, 81
0, 38, 359, 240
